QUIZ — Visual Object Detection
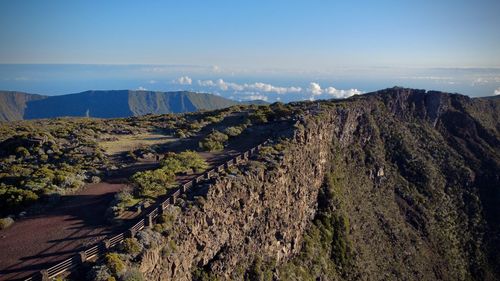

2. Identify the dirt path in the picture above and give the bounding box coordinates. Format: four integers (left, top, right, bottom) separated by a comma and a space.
0, 182, 125, 281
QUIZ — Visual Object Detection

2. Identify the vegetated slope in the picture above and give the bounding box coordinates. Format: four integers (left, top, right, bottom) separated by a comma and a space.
24, 90, 134, 119
278, 88, 500, 281
0, 91, 46, 121
0, 90, 240, 120
128, 91, 238, 115
100, 88, 499, 281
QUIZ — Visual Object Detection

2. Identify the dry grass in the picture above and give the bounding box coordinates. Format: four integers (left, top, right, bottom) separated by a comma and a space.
99, 132, 175, 155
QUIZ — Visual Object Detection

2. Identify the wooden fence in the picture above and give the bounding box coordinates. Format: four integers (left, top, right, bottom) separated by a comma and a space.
24, 140, 269, 281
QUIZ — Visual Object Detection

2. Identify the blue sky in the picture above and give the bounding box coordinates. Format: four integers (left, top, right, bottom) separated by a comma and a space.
0, 1, 499, 101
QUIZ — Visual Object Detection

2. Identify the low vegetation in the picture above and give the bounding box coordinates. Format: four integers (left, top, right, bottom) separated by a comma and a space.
0, 217, 14, 229
198, 130, 229, 152
108, 151, 208, 221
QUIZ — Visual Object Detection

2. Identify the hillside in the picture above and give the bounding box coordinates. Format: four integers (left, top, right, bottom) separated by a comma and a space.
1, 87, 499, 281
78, 87, 498, 281
0, 90, 242, 121
0, 91, 46, 121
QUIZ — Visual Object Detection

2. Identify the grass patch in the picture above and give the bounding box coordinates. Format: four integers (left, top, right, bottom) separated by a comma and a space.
99, 132, 174, 155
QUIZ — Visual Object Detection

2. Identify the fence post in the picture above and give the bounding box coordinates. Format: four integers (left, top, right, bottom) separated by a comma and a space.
126, 228, 137, 238
102, 239, 111, 250
39, 270, 49, 281
78, 251, 87, 263
145, 213, 154, 228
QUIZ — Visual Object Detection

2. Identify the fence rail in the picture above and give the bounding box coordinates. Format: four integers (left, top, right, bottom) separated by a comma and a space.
25, 140, 269, 280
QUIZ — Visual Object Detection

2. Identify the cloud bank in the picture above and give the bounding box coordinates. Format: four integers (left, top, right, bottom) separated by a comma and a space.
307, 82, 362, 100
173, 76, 192, 85
197, 79, 301, 94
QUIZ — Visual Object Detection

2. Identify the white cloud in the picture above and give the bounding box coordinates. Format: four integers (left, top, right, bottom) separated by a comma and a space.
198, 79, 215, 87
308, 82, 323, 96
198, 78, 301, 94
216, 79, 244, 91
308, 82, 362, 99
148, 80, 157, 84
137, 86, 147, 91
494, 87, 500, 96
197, 78, 362, 100
244, 82, 302, 94
243, 93, 269, 102
325, 86, 362, 99
173, 76, 192, 85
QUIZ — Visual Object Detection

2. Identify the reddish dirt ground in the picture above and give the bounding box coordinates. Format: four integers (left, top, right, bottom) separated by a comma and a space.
0, 118, 292, 281
0, 182, 126, 281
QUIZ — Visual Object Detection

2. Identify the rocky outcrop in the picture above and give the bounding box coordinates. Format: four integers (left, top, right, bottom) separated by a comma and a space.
130, 88, 499, 281
139, 112, 338, 280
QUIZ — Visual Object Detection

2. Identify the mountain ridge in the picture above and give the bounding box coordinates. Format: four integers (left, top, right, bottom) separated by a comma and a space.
0, 90, 260, 121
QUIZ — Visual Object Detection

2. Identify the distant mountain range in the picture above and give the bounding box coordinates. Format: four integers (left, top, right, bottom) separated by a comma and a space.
0, 90, 265, 121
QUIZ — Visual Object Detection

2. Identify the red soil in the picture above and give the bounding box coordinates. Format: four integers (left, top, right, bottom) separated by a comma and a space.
0, 182, 126, 281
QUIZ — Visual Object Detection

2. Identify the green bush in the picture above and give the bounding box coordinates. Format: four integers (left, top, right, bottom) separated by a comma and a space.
0, 217, 14, 229
199, 130, 228, 152
122, 238, 142, 256
176, 151, 208, 173
131, 168, 175, 198
0, 185, 39, 214
105, 253, 125, 275
15, 146, 30, 157
224, 126, 245, 137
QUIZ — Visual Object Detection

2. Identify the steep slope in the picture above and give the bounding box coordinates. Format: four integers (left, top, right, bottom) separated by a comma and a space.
24, 90, 133, 119
110, 88, 499, 281
278, 88, 500, 281
0, 91, 46, 121
128, 91, 238, 115
18, 90, 239, 120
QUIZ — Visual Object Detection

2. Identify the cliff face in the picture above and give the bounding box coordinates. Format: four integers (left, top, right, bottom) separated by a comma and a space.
138, 111, 337, 280
129, 88, 499, 281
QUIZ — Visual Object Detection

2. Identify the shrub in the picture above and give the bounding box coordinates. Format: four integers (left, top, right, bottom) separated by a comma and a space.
15, 146, 30, 157
105, 253, 125, 276
122, 268, 145, 281
176, 151, 208, 173
0, 217, 14, 229
122, 238, 142, 256
91, 176, 101, 183
224, 126, 244, 137
0, 186, 38, 214
160, 154, 184, 174
249, 108, 270, 124
40, 154, 49, 162
87, 265, 113, 281
136, 229, 164, 249
203, 115, 223, 124
199, 131, 228, 152
131, 168, 175, 198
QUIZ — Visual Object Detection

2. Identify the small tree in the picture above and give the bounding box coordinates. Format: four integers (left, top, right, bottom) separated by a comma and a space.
199, 130, 228, 152
177, 151, 208, 172
131, 168, 175, 198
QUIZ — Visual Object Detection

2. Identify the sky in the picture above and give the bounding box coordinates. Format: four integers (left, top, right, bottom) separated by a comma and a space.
0, 0, 499, 101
